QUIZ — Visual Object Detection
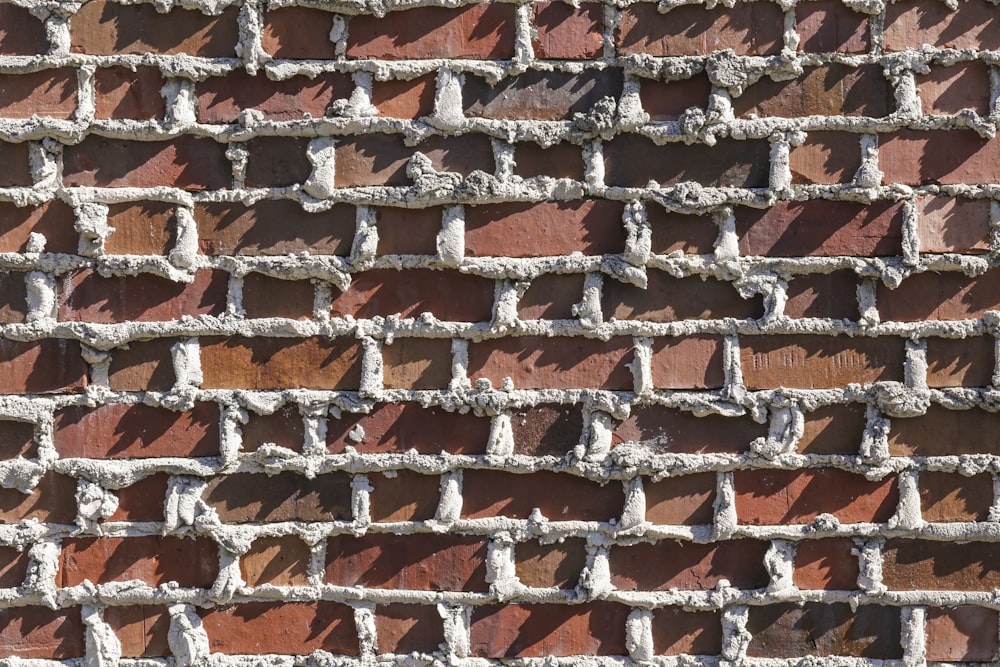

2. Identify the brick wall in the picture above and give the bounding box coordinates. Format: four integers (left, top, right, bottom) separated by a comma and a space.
0, 0, 998, 663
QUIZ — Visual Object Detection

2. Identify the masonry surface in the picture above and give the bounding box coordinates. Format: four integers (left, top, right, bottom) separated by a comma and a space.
0, 0, 998, 664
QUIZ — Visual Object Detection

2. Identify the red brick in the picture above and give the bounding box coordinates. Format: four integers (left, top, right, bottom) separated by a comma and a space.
372, 74, 436, 119
242, 274, 314, 320
614, 407, 766, 454
94, 67, 166, 120
111, 474, 169, 522
741, 335, 905, 389
347, 5, 516, 60
369, 470, 439, 522
640, 75, 713, 121
382, 338, 452, 390
0, 340, 86, 395
104, 606, 170, 657
920, 471, 993, 522
327, 403, 490, 455
734, 469, 898, 525
883, 540, 1000, 590
0, 142, 32, 186
108, 339, 177, 392
470, 603, 628, 658
466, 201, 625, 257
514, 142, 584, 180
325, 534, 487, 591
604, 272, 761, 321
784, 271, 859, 319
879, 270, 1000, 321
198, 71, 352, 123
203, 472, 351, 522
461, 470, 623, 521
733, 65, 888, 118
245, 137, 312, 188
0, 547, 29, 587
261, 8, 336, 59
796, 0, 870, 53
0, 420, 34, 458
925, 607, 1000, 662
649, 208, 718, 255
0, 201, 78, 254
242, 406, 304, 452
617, 3, 784, 56
375, 206, 440, 254
746, 604, 901, 658
645, 473, 717, 525
510, 404, 583, 456
335, 134, 494, 187
0, 608, 84, 658
200, 336, 362, 390
0, 70, 76, 119
374, 606, 443, 655
604, 135, 771, 188
610, 539, 769, 591
201, 602, 357, 656
464, 70, 622, 121
0, 472, 77, 524
468, 335, 633, 390
532, 2, 603, 59
652, 609, 722, 656
518, 274, 584, 320
917, 61, 992, 116
58, 269, 227, 323
63, 136, 230, 190
793, 538, 858, 590
889, 405, 1000, 457
925, 336, 994, 388
0, 5, 48, 55
104, 202, 176, 255
798, 404, 867, 455
70, 2, 239, 56
737, 201, 904, 257
331, 268, 494, 322
880, 131, 1000, 186
515, 538, 587, 588
53, 402, 219, 459
241, 536, 310, 586
883, 0, 1000, 51
651, 335, 726, 389
0, 272, 28, 323
59, 536, 217, 587
196, 201, 355, 256
789, 131, 861, 184
917, 196, 990, 254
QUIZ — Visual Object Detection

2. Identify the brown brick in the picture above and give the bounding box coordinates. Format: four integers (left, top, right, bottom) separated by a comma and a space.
784, 271, 859, 319
883, 0, 1000, 51
104, 202, 176, 255
464, 70, 623, 121
375, 206, 441, 254
0, 201, 78, 254
70, 2, 239, 56
108, 339, 176, 392
374, 606, 443, 654
0, 272, 28, 323
200, 336, 362, 390
0, 608, 84, 658
880, 131, 1000, 186
462, 470, 623, 521
369, 470, 439, 522
604, 272, 761, 321
105, 606, 170, 657
734, 469, 898, 525
0, 547, 30, 587
196, 201, 355, 256
510, 404, 583, 456
925, 336, 994, 388
58, 269, 228, 323
648, 207, 718, 255
793, 538, 859, 590
889, 405, 1000, 457
515, 538, 587, 588
0, 472, 77, 524
652, 608, 722, 655
63, 136, 231, 190
917, 61, 992, 116
0, 420, 34, 458
741, 335, 905, 389
917, 196, 990, 254
879, 270, 1000, 321
241, 274, 314, 320
331, 268, 494, 322
925, 607, 1000, 662
201, 602, 357, 656
920, 471, 992, 522
382, 338, 452, 390
466, 201, 625, 257
617, 3, 784, 56
613, 407, 766, 454
514, 142, 584, 180
532, 2, 604, 59
111, 474, 169, 522
733, 65, 889, 118
789, 131, 861, 184
94, 67, 166, 120
0, 5, 48, 55
261, 8, 336, 59
641, 75, 713, 121
0, 340, 87, 395
244, 137, 312, 188
746, 604, 901, 658
604, 135, 771, 188
203, 472, 352, 522
644, 473, 716, 524
241, 536, 310, 587
198, 70, 352, 123
468, 335, 634, 390
0, 142, 32, 186
650, 335, 726, 389
470, 603, 629, 658
372, 73, 436, 119
883, 540, 1000, 591
798, 404, 867, 455
59, 536, 218, 587
610, 539, 770, 591
242, 406, 304, 452
335, 134, 494, 187
0, 70, 77, 119
327, 403, 490, 455
796, 0, 870, 53
518, 274, 584, 320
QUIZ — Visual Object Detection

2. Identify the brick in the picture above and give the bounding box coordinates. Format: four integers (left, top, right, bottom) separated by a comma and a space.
0, 5, 48, 55
196, 201, 355, 256
0, 70, 77, 119
645, 473, 717, 524
0, 142, 32, 186
58, 269, 228, 323
925, 607, 1000, 662
464, 70, 623, 121
0, 472, 77, 524
879, 270, 1000, 321
789, 131, 861, 184
640, 75, 713, 121
883, 540, 1000, 590
203, 472, 352, 522
648, 207, 718, 255
889, 405, 1000, 457
652, 609, 722, 655
70, 2, 239, 56
650, 335, 726, 389
108, 338, 177, 391
746, 604, 901, 658
347, 5, 516, 60
104, 606, 170, 657
242, 274, 314, 320
465, 201, 625, 257
796, 1, 870, 53
242, 406, 304, 452
917, 196, 990, 254
733, 65, 889, 118
63, 136, 230, 190
925, 336, 994, 388
734, 469, 898, 524
917, 61, 991, 116
0, 608, 84, 658
94, 67, 166, 120
0, 272, 28, 323
604, 272, 761, 321
0, 420, 34, 458
261, 8, 336, 59
374, 605, 443, 655
369, 470, 439, 522
920, 471, 992, 522
335, 134, 494, 187
604, 135, 771, 188
514, 142, 584, 180
198, 71, 352, 123
331, 268, 494, 321
737, 201, 904, 257
617, 3, 784, 56
0, 547, 30, 587
613, 407, 766, 454
59, 536, 217, 587
382, 338, 452, 390
375, 206, 441, 254
325, 534, 487, 591
515, 538, 587, 588
793, 538, 858, 590
510, 404, 583, 456
798, 404, 867, 455
200, 336, 362, 390
880, 131, 1000, 185
104, 202, 176, 255
784, 271, 859, 320
883, 0, 1000, 51
241, 536, 310, 586
0, 340, 86, 395
245, 137, 312, 188
518, 274, 584, 320
468, 335, 633, 390
372, 74, 436, 119
532, 2, 604, 59
201, 602, 357, 655
327, 403, 490, 455
462, 470, 623, 521
741, 335, 905, 389
54, 402, 219, 459
112, 474, 169, 522
0, 201, 78, 254
470, 603, 628, 658
610, 539, 770, 591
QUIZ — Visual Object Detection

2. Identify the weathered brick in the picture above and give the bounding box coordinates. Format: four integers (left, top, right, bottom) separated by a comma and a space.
883, 540, 1000, 590
610, 539, 770, 590
644, 473, 717, 525
793, 539, 859, 590
0, 547, 30, 587
648, 207, 719, 255
796, 1, 870, 53
108, 339, 177, 392
331, 269, 494, 321
741, 335, 905, 389
0, 142, 32, 186
244, 137, 312, 188
617, 3, 784, 56
0, 5, 48, 55
462, 470, 623, 521
925, 336, 994, 388
200, 602, 358, 655
0, 419, 35, 458
464, 70, 623, 121
604, 272, 761, 321
347, 5, 517, 59
327, 403, 490, 455
470, 603, 629, 658
604, 135, 771, 188
70, 2, 239, 56
241, 536, 311, 586
335, 134, 494, 187
374, 606, 443, 654
326, 534, 487, 591
925, 607, 1000, 662
104, 202, 176, 255
920, 471, 992, 522
466, 201, 625, 257
746, 604, 901, 658
652, 608, 722, 655
0, 272, 28, 323
261, 8, 337, 59
917, 61, 992, 116
733, 65, 889, 118
883, 0, 1000, 51
242, 406, 304, 452
532, 2, 604, 59
58, 269, 228, 323
382, 338, 453, 390
889, 405, 1000, 457
613, 407, 766, 454
640, 75, 713, 121
880, 131, 1000, 185
63, 137, 231, 190
203, 472, 352, 522
514, 142, 585, 180
0, 340, 87, 395
650, 335, 726, 389
200, 336, 363, 390
734, 469, 898, 524
879, 270, 1000, 321
510, 404, 583, 456
112, 474, 170, 522
515, 538, 587, 588
467, 335, 634, 390
798, 404, 867, 455
105, 606, 170, 657
917, 196, 990, 254
196, 201, 355, 256
375, 206, 441, 254
784, 271, 859, 319
789, 131, 861, 184
369, 470, 440, 522
94, 67, 166, 120
242, 274, 315, 320
0, 201, 78, 254
59, 536, 218, 587
371, 74, 436, 119
0, 608, 84, 658
518, 274, 584, 320
0, 70, 77, 119
0, 472, 77, 524
198, 71, 352, 123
